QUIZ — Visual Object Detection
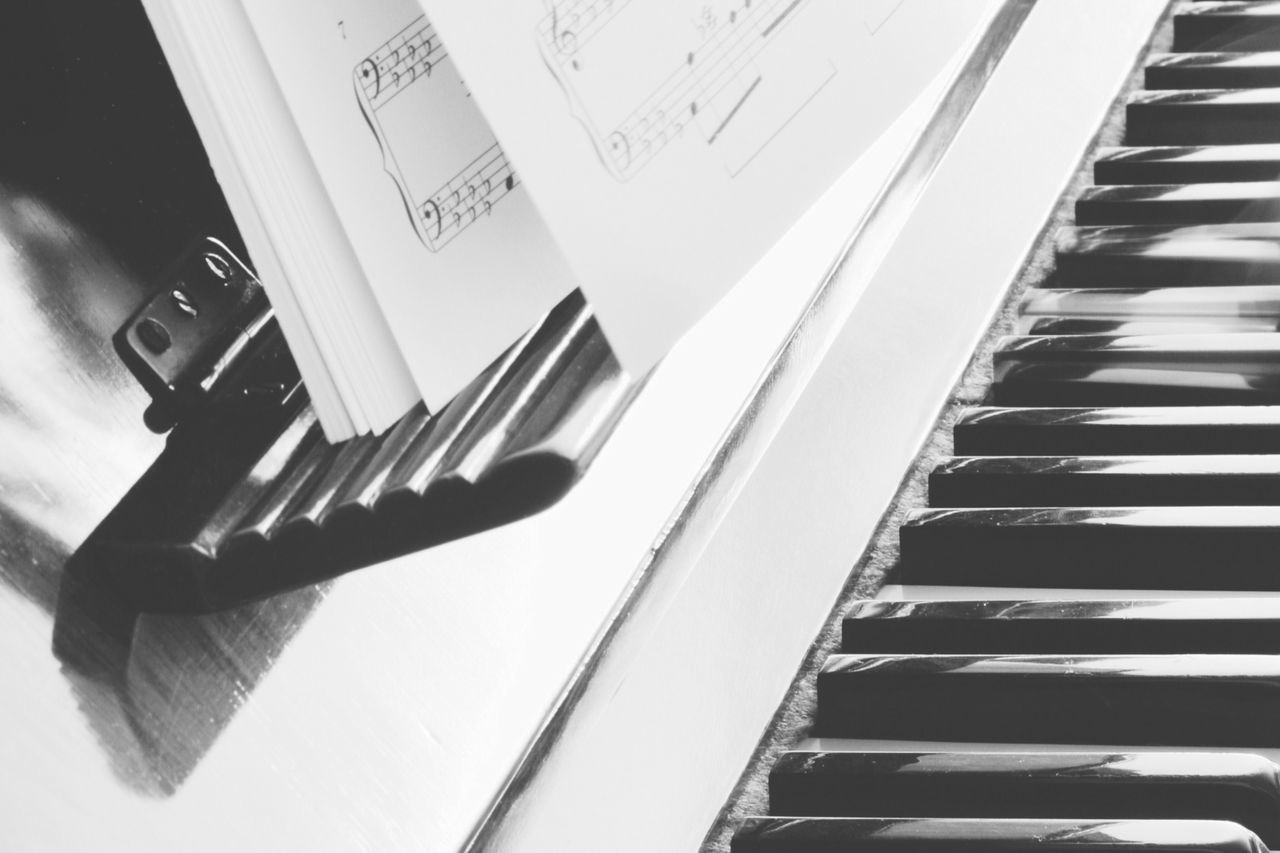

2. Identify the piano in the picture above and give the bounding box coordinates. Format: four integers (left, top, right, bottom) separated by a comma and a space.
13, 0, 1277, 851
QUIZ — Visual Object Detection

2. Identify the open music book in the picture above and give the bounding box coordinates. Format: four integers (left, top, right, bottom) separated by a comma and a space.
141, 0, 996, 440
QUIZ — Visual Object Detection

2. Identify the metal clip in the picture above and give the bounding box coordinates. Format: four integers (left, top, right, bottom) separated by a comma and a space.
115, 238, 281, 431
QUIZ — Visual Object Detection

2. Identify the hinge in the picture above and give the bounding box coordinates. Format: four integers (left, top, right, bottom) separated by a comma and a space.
114, 238, 301, 432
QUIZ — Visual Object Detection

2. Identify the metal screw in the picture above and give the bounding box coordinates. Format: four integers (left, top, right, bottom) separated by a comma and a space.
171, 287, 199, 318
203, 252, 233, 281
137, 318, 171, 354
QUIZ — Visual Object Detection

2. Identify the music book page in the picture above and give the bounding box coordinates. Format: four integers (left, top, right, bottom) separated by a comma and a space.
414, 0, 999, 371
240, 0, 576, 411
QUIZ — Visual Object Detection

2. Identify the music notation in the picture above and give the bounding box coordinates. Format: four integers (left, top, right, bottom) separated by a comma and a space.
356, 16, 448, 110
538, 0, 814, 181
418, 144, 520, 245
540, 0, 633, 63
355, 15, 519, 251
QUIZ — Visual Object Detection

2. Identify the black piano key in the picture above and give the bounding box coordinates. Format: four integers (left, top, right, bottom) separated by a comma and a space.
991, 365, 1280, 405
928, 454, 1280, 507
1075, 182, 1280, 226
732, 817, 1268, 853
995, 332, 1280, 369
1127, 88, 1280, 146
991, 333, 1280, 406
1147, 51, 1280, 89
1022, 317, 1275, 335
953, 405, 1280, 455
1174, 3, 1280, 53
1095, 145, 1280, 185
767, 751, 1280, 845
1020, 284, 1280, 322
816, 652, 1280, 746
841, 599, 1280, 655
897, 505, 1280, 589
1055, 224, 1280, 287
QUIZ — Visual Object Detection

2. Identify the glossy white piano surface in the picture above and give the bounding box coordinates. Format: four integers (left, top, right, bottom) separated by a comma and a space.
0, 2, 1168, 851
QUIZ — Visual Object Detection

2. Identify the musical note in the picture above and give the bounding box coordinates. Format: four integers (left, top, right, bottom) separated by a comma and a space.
355, 15, 522, 251
358, 59, 380, 98
355, 16, 449, 112
418, 145, 520, 249
538, 0, 812, 180
538, 0, 632, 64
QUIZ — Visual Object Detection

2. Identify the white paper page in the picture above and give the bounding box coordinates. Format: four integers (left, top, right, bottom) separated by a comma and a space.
142, 0, 364, 437
416, 0, 998, 371
240, 0, 577, 411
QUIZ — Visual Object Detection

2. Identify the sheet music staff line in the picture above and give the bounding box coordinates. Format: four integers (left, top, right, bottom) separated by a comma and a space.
539, 0, 811, 179
614, 0, 808, 174
358, 17, 448, 112
616, 15, 768, 154
417, 144, 519, 249
355, 14, 520, 252
537, 0, 633, 57
615, 0, 806, 135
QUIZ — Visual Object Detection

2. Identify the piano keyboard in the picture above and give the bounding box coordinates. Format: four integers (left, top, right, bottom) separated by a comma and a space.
731, 2, 1280, 850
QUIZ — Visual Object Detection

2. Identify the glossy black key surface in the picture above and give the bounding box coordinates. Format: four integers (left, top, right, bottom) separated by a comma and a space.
1020, 285, 1280, 322
1127, 88, 1280, 146
1147, 51, 1280, 89
1023, 316, 1276, 336
1174, 3, 1280, 53
991, 333, 1280, 406
991, 365, 1280, 405
928, 454, 1280, 507
898, 506, 1280, 590
841, 599, 1280, 654
816, 653, 1280, 746
1095, 145, 1280, 185
1055, 224, 1280, 286
1075, 182, 1280, 226
767, 752, 1280, 845
732, 817, 1268, 853
953, 406, 1280, 455
991, 332, 1280, 404
995, 332, 1280, 369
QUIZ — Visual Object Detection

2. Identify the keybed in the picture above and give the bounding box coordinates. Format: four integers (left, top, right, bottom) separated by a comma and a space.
356, 16, 449, 112
417, 144, 519, 250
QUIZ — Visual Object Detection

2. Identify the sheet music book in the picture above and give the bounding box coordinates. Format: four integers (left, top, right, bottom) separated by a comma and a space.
140, 0, 996, 439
